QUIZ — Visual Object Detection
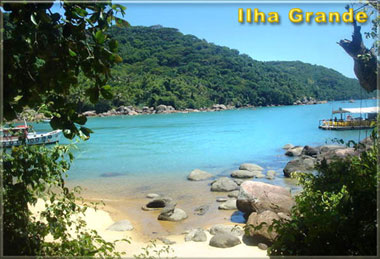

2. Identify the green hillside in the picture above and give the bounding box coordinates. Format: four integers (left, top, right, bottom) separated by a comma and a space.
82, 25, 374, 112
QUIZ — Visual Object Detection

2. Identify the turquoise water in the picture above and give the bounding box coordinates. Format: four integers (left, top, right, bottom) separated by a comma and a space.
34, 99, 377, 183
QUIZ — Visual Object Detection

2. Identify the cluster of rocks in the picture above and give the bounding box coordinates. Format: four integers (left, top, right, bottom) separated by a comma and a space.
236, 181, 295, 247
282, 137, 374, 177
141, 195, 188, 222
293, 96, 327, 105
182, 224, 244, 248
81, 104, 236, 118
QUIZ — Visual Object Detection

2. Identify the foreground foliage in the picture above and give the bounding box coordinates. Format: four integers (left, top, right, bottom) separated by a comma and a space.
269, 132, 378, 255
2, 144, 128, 256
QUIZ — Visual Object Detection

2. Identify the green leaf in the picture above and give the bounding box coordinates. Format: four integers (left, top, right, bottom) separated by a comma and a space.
31, 14, 38, 25
80, 126, 93, 137
69, 49, 77, 57
95, 30, 106, 44
115, 17, 130, 28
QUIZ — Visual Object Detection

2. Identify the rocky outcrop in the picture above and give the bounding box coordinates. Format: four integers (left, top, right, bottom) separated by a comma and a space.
210, 177, 238, 192
187, 169, 213, 181
282, 144, 294, 150
283, 156, 315, 177
156, 104, 176, 114
209, 233, 241, 248
301, 145, 319, 157
237, 181, 294, 215
106, 220, 133, 231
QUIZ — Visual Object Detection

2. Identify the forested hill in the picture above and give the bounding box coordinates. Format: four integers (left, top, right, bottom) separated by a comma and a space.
100, 25, 373, 110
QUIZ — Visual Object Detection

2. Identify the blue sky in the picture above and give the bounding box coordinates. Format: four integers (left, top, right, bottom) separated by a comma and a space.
116, 2, 374, 79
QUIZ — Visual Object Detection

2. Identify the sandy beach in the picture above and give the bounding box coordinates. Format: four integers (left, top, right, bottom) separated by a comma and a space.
30, 198, 268, 258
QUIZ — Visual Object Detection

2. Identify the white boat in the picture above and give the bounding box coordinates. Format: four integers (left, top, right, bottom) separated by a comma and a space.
1, 122, 61, 147
319, 106, 378, 130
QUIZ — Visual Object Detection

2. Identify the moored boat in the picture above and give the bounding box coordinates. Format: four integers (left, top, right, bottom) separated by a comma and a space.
319, 106, 378, 130
1, 122, 61, 147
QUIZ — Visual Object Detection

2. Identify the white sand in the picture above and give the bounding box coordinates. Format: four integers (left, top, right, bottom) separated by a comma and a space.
30, 199, 268, 258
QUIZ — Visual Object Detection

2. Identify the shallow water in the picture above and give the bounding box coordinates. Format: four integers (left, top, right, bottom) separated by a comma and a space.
33, 99, 377, 237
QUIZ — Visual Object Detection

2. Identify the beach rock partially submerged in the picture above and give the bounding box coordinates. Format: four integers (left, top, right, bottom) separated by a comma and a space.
283, 156, 315, 177
194, 205, 209, 216
210, 177, 238, 192
158, 205, 188, 222
237, 181, 294, 215
209, 224, 244, 237
218, 199, 237, 210
185, 228, 207, 242
187, 169, 214, 181
239, 163, 263, 172
246, 210, 280, 241
142, 197, 174, 211
209, 233, 241, 248
231, 170, 256, 178
285, 146, 304, 157
106, 220, 133, 231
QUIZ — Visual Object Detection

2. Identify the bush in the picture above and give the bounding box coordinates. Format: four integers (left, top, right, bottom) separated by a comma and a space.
269, 133, 378, 256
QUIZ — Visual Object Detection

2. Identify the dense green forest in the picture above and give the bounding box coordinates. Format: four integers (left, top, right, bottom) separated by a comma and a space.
78, 25, 374, 112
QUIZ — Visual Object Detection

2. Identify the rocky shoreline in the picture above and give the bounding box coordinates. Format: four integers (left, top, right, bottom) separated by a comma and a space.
102, 137, 373, 252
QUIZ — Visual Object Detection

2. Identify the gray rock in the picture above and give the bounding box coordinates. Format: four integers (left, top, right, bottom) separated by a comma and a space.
301, 145, 319, 157
209, 233, 241, 248
228, 190, 239, 198
283, 156, 315, 177
319, 145, 345, 153
237, 181, 294, 215
211, 177, 238, 192
231, 170, 255, 178
106, 220, 133, 231
146, 193, 160, 199
246, 210, 280, 241
209, 224, 244, 237
282, 144, 294, 150
258, 243, 268, 250
218, 199, 237, 210
239, 163, 263, 172
185, 228, 207, 242
142, 197, 174, 211
216, 197, 228, 202
285, 146, 304, 156
187, 169, 213, 181
157, 237, 176, 245
255, 172, 265, 178
194, 205, 209, 216
158, 206, 188, 222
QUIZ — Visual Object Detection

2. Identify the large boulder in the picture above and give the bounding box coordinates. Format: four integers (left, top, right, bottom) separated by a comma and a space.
237, 181, 294, 215
106, 220, 133, 231
209, 233, 241, 248
318, 144, 345, 153
158, 205, 188, 222
185, 228, 207, 242
218, 199, 237, 210
239, 163, 263, 171
209, 224, 244, 237
187, 169, 213, 181
246, 210, 280, 241
285, 146, 304, 157
210, 177, 238, 192
231, 170, 256, 178
283, 156, 315, 177
317, 147, 358, 163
